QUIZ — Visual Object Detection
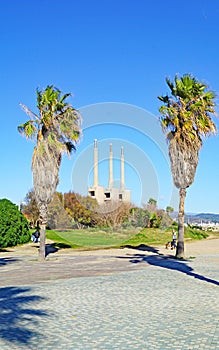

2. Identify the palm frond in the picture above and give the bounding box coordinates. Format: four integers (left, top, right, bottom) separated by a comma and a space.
19, 103, 39, 120
166, 78, 175, 94
17, 121, 37, 139
65, 141, 76, 155
158, 95, 169, 103
158, 73, 217, 190
59, 93, 71, 104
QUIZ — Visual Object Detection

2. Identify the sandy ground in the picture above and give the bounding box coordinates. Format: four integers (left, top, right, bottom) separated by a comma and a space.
0, 236, 218, 286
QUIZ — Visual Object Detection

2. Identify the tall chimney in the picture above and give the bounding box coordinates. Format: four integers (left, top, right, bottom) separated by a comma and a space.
108, 143, 113, 188
120, 146, 125, 190
93, 139, 98, 187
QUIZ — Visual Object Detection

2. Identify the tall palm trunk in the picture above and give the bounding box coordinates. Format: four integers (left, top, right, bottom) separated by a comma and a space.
169, 138, 198, 259
33, 143, 60, 260
38, 202, 48, 261
176, 188, 186, 258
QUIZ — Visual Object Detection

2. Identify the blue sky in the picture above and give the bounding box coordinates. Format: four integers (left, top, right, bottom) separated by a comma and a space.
1, 0, 219, 213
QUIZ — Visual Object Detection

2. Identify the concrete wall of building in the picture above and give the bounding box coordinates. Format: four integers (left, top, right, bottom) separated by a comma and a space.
88, 186, 106, 204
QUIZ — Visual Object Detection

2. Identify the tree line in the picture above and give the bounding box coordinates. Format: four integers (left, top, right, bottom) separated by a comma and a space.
22, 189, 173, 231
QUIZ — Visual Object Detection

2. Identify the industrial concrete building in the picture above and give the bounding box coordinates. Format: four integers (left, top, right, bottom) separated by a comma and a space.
88, 140, 131, 204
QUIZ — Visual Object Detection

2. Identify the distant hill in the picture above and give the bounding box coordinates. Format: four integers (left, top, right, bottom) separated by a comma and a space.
170, 212, 219, 223
194, 213, 219, 223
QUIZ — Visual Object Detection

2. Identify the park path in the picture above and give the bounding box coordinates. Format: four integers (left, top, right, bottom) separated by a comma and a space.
0, 237, 218, 286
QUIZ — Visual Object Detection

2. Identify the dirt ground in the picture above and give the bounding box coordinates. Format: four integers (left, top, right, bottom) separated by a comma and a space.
0, 236, 218, 286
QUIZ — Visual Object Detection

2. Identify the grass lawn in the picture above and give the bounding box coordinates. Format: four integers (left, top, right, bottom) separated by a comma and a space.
46, 227, 138, 250
46, 225, 213, 251
122, 226, 209, 247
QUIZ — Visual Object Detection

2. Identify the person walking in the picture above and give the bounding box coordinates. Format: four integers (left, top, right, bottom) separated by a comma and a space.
171, 229, 177, 249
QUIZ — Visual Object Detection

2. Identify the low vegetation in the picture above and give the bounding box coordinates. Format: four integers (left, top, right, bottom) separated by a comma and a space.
23, 191, 173, 230
1, 194, 215, 251
121, 225, 208, 248
46, 225, 210, 251
0, 199, 30, 248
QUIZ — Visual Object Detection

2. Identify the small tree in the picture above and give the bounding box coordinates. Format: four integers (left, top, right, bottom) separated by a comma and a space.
0, 199, 30, 247
129, 207, 150, 227
48, 192, 73, 229
98, 201, 131, 228
64, 191, 100, 228
146, 198, 157, 213
166, 206, 174, 214
22, 189, 39, 227
157, 209, 173, 228
148, 212, 162, 228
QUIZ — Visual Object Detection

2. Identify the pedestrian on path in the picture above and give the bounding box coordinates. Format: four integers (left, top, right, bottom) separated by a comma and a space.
32, 228, 40, 243
171, 229, 177, 249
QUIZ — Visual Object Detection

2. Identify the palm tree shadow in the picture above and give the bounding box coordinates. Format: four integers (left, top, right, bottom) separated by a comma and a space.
32, 243, 71, 257
118, 247, 219, 287
45, 243, 72, 257
45, 243, 59, 256
0, 286, 48, 345
0, 257, 19, 266
124, 244, 160, 254
118, 244, 219, 286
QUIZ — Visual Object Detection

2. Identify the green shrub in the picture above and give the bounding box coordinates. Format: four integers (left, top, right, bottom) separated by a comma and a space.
184, 225, 208, 240
0, 198, 31, 247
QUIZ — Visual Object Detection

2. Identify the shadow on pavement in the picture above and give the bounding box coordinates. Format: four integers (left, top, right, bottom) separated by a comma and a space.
45, 243, 59, 256
123, 244, 160, 254
0, 257, 18, 266
0, 286, 48, 345
45, 243, 72, 256
117, 248, 219, 287
32, 243, 71, 258
32, 243, 59, 257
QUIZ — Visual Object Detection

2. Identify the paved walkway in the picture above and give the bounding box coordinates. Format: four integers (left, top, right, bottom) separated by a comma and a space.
0, 240, 218, 349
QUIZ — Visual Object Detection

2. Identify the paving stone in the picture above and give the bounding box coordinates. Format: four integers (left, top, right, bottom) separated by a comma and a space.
0, 250, 218, 349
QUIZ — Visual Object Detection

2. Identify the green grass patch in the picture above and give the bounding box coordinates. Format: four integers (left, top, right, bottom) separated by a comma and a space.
122, 228, 171, 247
46, 228, 136, 250
121, 226, 209, 248
184, 226, 208, 240
45, 225, 211, 251
46, 230, 81, 249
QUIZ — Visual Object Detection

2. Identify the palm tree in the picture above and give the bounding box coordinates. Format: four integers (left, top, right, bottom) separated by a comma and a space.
18, 85, 81, 260
158, 74, 217, 258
